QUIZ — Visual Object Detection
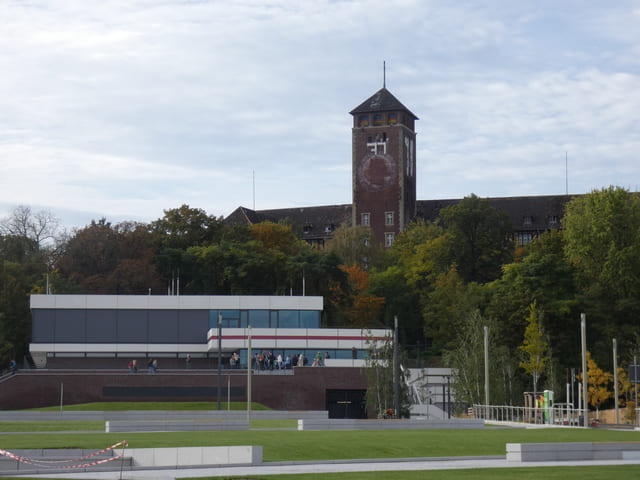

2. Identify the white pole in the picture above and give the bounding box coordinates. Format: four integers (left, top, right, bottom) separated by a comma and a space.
393, 316, 399, 417
581, 313, 588, 427
613, 338, 619, 424
484, 326, 489, 418
635, 355, 638, 427
247, 326, 252, 421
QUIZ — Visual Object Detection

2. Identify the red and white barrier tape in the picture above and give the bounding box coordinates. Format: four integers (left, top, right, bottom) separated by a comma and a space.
0, 440, 128, 469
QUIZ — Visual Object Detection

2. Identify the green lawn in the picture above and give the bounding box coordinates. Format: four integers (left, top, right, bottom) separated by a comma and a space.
1, 428, 638, 461
1, 426, 640, 480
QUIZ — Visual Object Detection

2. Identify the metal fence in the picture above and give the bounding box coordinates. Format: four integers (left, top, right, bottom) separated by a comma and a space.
471, 404, 588, 426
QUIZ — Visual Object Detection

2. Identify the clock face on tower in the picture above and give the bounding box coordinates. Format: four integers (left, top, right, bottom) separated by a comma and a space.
357, 152, 397, 192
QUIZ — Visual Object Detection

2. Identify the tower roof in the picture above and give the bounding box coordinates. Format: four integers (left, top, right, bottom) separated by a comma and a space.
350, 87, 418, 119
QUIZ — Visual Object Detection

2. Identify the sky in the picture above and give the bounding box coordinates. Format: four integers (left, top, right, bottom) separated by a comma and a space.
1, 0, 639, 231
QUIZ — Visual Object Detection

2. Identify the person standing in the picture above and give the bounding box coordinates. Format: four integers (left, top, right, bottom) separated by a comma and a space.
185, 354, 192, 369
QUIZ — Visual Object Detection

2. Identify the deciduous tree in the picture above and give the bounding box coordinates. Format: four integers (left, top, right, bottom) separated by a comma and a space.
519, 302, 550, 395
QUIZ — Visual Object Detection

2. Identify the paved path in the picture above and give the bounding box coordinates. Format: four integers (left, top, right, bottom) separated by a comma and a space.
19, 456, 640, 479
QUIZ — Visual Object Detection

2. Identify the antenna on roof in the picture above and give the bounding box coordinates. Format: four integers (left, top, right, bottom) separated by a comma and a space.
565, 151, 568, 195
253, 170, 256, 210
383, 60, 386, 88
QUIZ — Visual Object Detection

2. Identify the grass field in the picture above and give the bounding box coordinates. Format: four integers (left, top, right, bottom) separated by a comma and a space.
1, 427, 639, 460
2, 403, 640, 479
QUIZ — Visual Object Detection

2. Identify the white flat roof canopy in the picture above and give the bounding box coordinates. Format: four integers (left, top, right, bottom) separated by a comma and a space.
30, 294, 323, 311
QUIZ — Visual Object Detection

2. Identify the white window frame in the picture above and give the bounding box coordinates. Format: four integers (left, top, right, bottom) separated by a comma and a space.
384, 232, 394, 247
385, 211, 394, 226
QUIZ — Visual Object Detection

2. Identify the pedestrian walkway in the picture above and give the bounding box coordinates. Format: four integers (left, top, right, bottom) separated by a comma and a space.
21, 455, 640, 479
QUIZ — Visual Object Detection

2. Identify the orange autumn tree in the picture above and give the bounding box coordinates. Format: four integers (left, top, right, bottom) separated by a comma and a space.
331, 264, 385, 328
580, 351, 613, 418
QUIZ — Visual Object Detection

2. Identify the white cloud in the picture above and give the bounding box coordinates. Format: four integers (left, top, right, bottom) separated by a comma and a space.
1, 0, 639, 228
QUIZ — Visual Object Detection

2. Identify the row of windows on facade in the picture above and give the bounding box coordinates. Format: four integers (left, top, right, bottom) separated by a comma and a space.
303, 223, 335, 234
212, 309, 320, 329
45, 348, 366, 363
32, 309, 322, 344
361, 211, 394, 226
523, 215, 559, 226
358, 113, 400, 127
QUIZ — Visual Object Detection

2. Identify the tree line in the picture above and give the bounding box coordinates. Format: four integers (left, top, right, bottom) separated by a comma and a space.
1, 187, 639, 410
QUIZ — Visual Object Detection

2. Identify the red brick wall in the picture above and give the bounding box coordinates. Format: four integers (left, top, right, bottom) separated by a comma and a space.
0, 368, 368, 411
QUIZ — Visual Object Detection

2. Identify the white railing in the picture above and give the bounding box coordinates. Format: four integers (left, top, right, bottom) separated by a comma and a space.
472, 404, 588, 426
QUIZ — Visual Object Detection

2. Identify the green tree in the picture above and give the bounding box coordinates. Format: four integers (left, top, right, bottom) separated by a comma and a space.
518, 302, 550, 395
442, 311, 497, 406
326, 224, 382, 270
57, 219, 163, 294
440, 194, 514, 284
150, 204, 223, 249
363, 331, 411, 418
422, 266, 485, 353
562, 187, 640, 358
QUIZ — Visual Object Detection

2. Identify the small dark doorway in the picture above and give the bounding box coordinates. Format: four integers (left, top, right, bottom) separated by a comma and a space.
326, 389, 366, 419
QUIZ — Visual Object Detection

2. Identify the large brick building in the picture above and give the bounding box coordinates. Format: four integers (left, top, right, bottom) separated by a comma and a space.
227, 85, 571, 248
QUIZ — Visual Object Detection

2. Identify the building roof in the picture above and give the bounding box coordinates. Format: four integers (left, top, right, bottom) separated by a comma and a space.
226, 194, 575, 239
417, 194, 575, 233
350, 87, 419, 119
226, 204, 352, 241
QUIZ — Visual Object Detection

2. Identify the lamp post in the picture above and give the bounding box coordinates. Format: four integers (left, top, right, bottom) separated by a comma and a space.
613, 338, 619, 425
247, 326, 252, 421
581, 313, 587, 427
484, 326, 489, 419
217, 312, 222, 410
393, 316, 399, 418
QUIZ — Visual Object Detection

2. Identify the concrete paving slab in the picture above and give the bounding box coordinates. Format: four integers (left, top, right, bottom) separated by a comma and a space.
18, 456, 640, 479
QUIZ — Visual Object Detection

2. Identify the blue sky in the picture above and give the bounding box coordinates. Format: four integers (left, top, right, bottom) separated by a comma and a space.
1, 1, 639, 230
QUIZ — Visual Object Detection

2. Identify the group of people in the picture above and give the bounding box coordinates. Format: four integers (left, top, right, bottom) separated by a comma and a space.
228, 352, 241, 368
248, 350, 330, 370
127, 358, 158, 374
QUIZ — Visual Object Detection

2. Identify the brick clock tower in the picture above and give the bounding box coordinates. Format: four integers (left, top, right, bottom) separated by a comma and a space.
350, 86, 418, 247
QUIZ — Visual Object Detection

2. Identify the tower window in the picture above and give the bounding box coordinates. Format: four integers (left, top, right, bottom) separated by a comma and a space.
385, 211, 394, 226
384, 232, 394, 248
361, 212, 370, 226
388, 113, 397, 125
373, 114, 383, 126
359, 115, 369, 127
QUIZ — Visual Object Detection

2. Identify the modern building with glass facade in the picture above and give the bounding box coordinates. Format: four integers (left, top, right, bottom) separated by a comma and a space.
29, 294, 388, 369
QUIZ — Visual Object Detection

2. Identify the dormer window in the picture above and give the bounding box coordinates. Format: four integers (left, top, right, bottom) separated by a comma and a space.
523, 216, 533, 226
324, 224, 334, 234
548, 215, 559, 226
303, 223, 313, 234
